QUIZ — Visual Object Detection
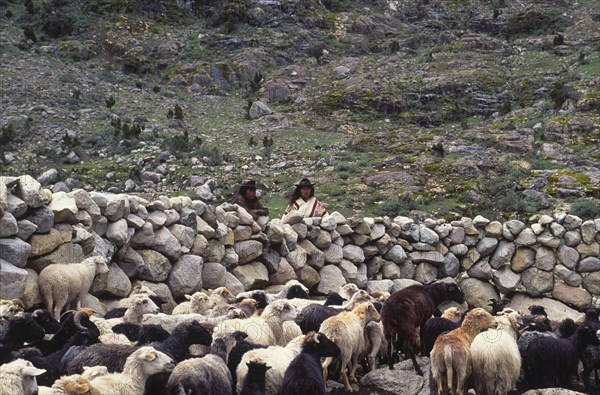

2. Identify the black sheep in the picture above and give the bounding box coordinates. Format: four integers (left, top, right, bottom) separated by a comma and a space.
227, 331, 267, 392
323, 292, 345, 306
420, 317, 458, 357
380, 282, 464, 375
279, 331, 341, 395
30, 309, 61, 334
0, 313, 46, 363
112, 322, 170, 344
295, 304, 343, 335
65, 319, 213, 374
238, 361, 271, 395
32, 311, 99, 356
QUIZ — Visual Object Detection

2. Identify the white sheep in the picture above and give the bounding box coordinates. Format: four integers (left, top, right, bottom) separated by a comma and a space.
0, 358, 46, 395
93, 294, 160, 343
117, 285, 159, 308
206, 287, 237, 317
172, 292, 214, 315
319, 302, 381, 392
213, 299, 298, 346
38, 374, 100, 395
236, 335, 304, 394
38, 256, 110, 320
339, 283, 360, 300
87, 346, 174, 395
470, 314, 522, 395
142, 313, 209, 332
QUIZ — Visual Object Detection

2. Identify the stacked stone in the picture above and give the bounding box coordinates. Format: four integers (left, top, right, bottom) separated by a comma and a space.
1, 175, 599, 315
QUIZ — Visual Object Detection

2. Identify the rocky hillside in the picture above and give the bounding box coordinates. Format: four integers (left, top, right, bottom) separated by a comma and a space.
0, 0, 599, 221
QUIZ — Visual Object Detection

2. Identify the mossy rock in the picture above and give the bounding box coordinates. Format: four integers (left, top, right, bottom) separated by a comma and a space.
58, 40, 96, 61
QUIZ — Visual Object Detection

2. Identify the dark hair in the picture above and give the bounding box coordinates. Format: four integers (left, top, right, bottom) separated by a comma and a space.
288, 184, 314, 205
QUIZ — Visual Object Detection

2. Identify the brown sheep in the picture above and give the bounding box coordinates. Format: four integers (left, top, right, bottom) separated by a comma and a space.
380, 282, 464, 375
430, 307, 498, 395
319, 302, 380, 392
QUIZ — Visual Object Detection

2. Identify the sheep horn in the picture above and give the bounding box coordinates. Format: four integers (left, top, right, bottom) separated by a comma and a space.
73, 311, 88, 331
32, 309, 45, 317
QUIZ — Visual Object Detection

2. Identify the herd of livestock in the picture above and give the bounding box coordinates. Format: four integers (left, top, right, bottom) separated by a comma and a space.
1, 257, 600, 395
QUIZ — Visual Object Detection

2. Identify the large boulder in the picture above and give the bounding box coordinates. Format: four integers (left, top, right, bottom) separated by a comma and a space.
0, 260, 28, 299
167, 254, 204, 298
316, 265, 346, 295
233, 261, 269, 290
458, 277, 499, 312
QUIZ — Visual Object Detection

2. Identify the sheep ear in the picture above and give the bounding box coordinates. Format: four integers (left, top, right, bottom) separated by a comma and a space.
185, 294, 192, 301
313, 333, 320, 343
22, 365, 46, 376
144, 350, 157, 361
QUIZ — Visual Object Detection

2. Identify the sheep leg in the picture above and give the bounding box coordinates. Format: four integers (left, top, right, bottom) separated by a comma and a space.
349, 353, 359, 383
407, 344, 423, 376
322, 357, 332, 385
387, 339, 394, 369
340, 359, 353, 392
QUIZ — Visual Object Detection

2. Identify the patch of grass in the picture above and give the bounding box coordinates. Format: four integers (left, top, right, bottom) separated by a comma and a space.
569, 199, 600, 220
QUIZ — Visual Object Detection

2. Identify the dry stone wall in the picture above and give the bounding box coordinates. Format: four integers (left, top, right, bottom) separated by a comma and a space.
1, 175, 599, 314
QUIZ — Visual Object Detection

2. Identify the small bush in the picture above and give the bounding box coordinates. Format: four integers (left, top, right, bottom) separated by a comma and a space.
376, 194, 422, 217
570, 199, 600, 220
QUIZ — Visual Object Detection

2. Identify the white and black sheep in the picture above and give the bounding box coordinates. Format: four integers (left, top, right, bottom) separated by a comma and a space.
279, 331, 341, 395
38, 256, 110, 320
0, 358, 46, 395
165, 332, 239, 395
319, 302, 380, 392
236, 334, 304, 395
172, 291, 214, 315
213, 299, 298, 346
87, 346, 174, 395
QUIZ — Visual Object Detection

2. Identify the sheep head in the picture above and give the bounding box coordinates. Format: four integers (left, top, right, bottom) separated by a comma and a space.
271, 301, 297, 321
211, 287, 236, 303
304, 331, 341, 358
441, 307, 462, 323
90, 256, 110, 275
61, 375, 99, 395
463, 308, 497, 337
353, 302, 380, 323
339, 283, 360, 300
130, 294, 160, 315
137, 347, 175, 375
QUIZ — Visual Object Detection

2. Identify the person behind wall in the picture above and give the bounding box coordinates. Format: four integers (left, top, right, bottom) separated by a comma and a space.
281, 178, 327, 224
231, 178, 269, 220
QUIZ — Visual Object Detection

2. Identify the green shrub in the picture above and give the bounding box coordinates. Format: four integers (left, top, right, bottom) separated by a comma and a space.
570, 199, 600, 220
376, 194, 422, 217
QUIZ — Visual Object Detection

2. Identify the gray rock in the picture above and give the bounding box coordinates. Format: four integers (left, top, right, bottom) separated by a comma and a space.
414, 262, 438, 284
449, 244, 468, 256
563, 214, 582, 230
0, 212, 18, 237
509, 293, 582, 322
490, 241, 516, 269
440, 253, 460, 278
554, 265, 582, 287
461, 248, 480, 271
137, 249, 172, 282
16, 219, 37, 241
535, 246, 556, 271
577, 256, 600, 272
342, 245, 365, 264
222, 248, 239, 270
521, 267, 554, 297
317, 265, 346, 295
167, 254, 203, 298
371, 223, 386, 240
476, 237, 498, 257
104, 196, 130, 221
409, 251, 445, 266
106, 218, 129, 247
22, 268, 41, 309
577, 242, 600, 256
298, 239, 326, 269
582, 272, 600, 295
383, 245, 407, 264
485, 221, 503, 237
390, 279, 421, 293
234, 240, 263, 264
458, 277, 499, 312
102, 263, 132, 298
204, 239, 225, 263
233, 261, 269, 290
287, 246, 307, 270
339, 259, 358, 283
168, 224, 195, 249
550, 222, 566, 237
552, 281, 592, 309
268, 257, 296, 286
0, 260, 27, 300
28, 242, 84, 273
356, 263, 368, 288
7, 194, 28, 218
131, 222, 155, 248
564, 230, 582, 246
366, 279, 394, 293
381, 261, 401, 280
27, 206, 54, 233
537, 231, 561, 248
202, 261, 227, 290
505, 219, 526, 235
493, 265, 521, 293
296, 265, 320, 289
511, 247, 535, 273
360, 356, 431, 394
419, 225, 439, 245
117, 247, 145, 278
521, 389, 586, 395
48, 191, 78, 223
581, 220, 597, 244
556, 245, 579, 269
515, 228, 537, 246
248, 101, 273, 119
153, 227, 182, 262
223, 272, 245, 295
467, 258, 493, 280
324, 244, 343, 264
0, 238, 32, 268
16, 175, 47, 208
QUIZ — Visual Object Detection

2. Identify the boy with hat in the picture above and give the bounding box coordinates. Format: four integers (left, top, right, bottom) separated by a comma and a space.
282, 178, 328, 224
231, 178, 269, 220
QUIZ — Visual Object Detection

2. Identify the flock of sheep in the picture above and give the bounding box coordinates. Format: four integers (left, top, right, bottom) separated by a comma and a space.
1, 254, 600, 395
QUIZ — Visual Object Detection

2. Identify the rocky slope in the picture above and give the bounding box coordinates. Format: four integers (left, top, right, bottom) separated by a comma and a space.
0, 0, 598, 221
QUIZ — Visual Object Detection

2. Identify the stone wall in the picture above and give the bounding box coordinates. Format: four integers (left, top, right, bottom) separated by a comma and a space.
1, 175, 599, 314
